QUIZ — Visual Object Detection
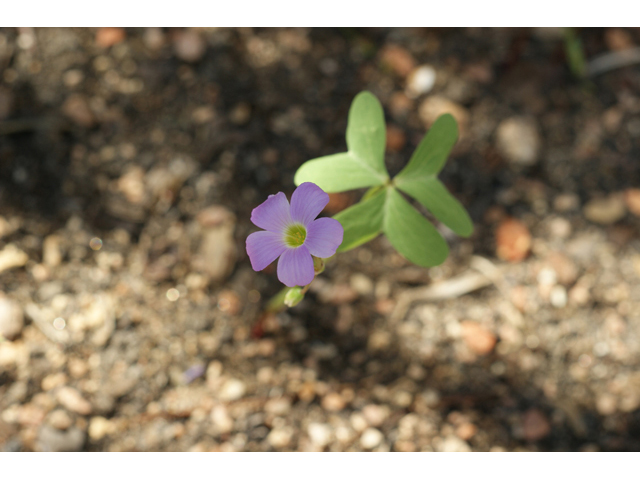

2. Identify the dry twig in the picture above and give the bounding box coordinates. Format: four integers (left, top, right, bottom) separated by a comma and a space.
389, 255, 525, 326
587, 47, 640, 77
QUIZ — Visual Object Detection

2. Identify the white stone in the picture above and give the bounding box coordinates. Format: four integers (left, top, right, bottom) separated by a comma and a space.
550, 285, 567, 308
362, 404, 389, 427
88, 416, 116, 440
0, 244, 28, 273
210, 405, 234, 434
437, 435, 471, 452
406, 65, 437, 98
219, 378, 246, 402
350, 273, 374, 296
496, 117, 540, 166
267, 428, 292, 448
360, 427, 384, 449
308, 422, 332, 448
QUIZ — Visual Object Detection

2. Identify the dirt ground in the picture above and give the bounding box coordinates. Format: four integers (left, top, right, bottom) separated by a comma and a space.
1, 27, 640, 452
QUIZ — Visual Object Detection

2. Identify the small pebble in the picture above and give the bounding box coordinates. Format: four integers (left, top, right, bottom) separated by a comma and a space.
569, 283, 591, 306
88, 416, 116, 441
460, 321, 497, 355
545, 252, 578, 285
596, 393, 617, 416
321, 392, 346, 412
56, 387, 92, 416
554, 193, 580, 212
37, 425, 85, 452
380, 44, 415, 77
95, 27, 125, 48
385, 126, 406, 153
624, 189, 640, 217
308, 423, 332, 448
496, 218, 531, 263
267, 428, 292, 448
0, 244, 28, 273
360, 427, 384, 449
368, 330, 391, 352
350, 413, 368, 433
219, 378, 246, 402
456, 422, 477, 441
264, 397, 291, 416
392, 390, 413, 408
419, 96, 469, 134
604, 28, 634, 51
583, 195, 626, 225
210, 405, 234, 434
47, 410, 72, 431
41, 373, 67, 391
229, 102, 251, 125
62, 69, 84, 88
174, 30, 206, 63
547, 217, 572, 239
496, 116, 540, 166
43, 235, 62, 267
550, 285, 568, 308
362, 404, 389, 427
406, 65, 437, 98
143, 27, 165, 50
437, 435, 471, 452
389, 92, 413, 118
0, 296, 24, 340
394, 440, 416, 452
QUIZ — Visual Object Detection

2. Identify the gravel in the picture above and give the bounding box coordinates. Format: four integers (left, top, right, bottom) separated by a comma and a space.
1, 27, 640, 452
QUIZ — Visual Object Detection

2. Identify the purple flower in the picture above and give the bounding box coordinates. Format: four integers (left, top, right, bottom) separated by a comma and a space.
246, 182, 344, 287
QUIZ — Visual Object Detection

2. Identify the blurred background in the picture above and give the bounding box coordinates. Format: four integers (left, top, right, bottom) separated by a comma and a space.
0, 27, 639, 452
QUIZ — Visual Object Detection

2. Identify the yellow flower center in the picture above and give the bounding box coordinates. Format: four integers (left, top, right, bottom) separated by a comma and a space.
284, 223, 307, 247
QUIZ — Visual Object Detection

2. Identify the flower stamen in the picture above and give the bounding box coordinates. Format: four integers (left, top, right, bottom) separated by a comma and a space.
284, 223, 307, 247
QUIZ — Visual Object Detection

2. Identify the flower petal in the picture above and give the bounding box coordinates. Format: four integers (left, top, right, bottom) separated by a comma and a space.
246, 230, 287, 271
250, 192, 293, 233
290, 182, 329, 226
304, 217, 344, 258
277, 245, 314, 287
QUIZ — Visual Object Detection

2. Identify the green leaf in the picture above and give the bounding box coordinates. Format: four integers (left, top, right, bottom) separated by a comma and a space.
346, 91, 388, 179
294, 91, 389, 192
333, 187, 386, 252
396, 177, 473, 237
393, 113, 472, 238
394, 113, 458, 181
294, 152, 386, 193
383, 188, 449, 267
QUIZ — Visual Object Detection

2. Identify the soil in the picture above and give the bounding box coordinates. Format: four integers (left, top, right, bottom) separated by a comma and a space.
1, 27, 640, 452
